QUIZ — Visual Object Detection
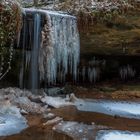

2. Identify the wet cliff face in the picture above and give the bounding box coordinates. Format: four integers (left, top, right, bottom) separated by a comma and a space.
78, 4, 140, 82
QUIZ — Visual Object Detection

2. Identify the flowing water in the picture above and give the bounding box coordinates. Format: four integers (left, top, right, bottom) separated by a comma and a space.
30, 13, 41, 93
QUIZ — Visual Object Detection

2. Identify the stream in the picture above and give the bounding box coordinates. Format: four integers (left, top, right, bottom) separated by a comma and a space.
0, 88, 140, 140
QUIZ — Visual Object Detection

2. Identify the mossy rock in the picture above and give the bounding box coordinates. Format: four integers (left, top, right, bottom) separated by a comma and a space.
0, 0, 22, 47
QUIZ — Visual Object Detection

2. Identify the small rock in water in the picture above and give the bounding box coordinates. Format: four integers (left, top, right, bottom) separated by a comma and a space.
44, 87, 64, 96
43, 117, 63, 126
69, 93, 78, 102
43, 113, 55, 120
28, 95, 42, 103
20, 109, 28, 115
65, 93, 78, 102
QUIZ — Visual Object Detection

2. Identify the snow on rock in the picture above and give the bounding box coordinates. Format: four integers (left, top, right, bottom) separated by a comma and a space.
96, 130, 140, 140
41, 96, 74, 108
14, 97, 46, 114
0, 88, 47, 114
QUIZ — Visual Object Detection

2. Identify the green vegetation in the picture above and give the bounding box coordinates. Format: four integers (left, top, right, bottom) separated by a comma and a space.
0, 0, 22, 47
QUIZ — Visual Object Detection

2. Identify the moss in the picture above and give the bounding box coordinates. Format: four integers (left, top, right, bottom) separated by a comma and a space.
0, 0, 22, 47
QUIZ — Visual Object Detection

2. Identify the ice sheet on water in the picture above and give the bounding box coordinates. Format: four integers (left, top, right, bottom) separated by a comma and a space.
0, 114, 28, 136
53, 121, 95, 139
41, 95, 140, 119
0, 103, 28, 136
96, 130, 140, 140
75, 99, 140, 119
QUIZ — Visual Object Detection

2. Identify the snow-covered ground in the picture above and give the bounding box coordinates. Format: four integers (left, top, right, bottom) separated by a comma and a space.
96, 130, 140, 140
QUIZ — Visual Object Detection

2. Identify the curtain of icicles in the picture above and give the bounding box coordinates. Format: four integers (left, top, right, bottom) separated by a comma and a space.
39, 10, 80, 85
20, 9, 80, 88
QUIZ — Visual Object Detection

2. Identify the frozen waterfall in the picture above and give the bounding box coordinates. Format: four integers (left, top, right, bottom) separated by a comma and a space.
19, 8, 80, 90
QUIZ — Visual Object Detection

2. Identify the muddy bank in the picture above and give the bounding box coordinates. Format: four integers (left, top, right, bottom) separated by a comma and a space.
72, 85, 140, 101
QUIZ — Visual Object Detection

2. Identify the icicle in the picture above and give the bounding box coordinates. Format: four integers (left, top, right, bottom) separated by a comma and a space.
82, 66, 86, 82
39, 13, 57, 85
38, 9, 80, 85
119, 65, 136, 80
87, 66, 100, 83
